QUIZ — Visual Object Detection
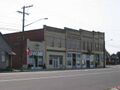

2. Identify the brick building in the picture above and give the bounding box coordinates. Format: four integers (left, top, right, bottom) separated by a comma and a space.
4, 25, 105, 69
4, 29, 44, 69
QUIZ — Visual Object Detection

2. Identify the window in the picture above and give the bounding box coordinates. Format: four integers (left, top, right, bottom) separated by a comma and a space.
38, 56, 43, 66
91, 42, 93, 51
100, 44, 103, 51
60, 39, 65, 48
67, 53, 72, 57
83, 41, 85, 50
67, 60, 72, 65
76, 54, 81, 66
76, 40, 80, 50
49, 59, 52, 65
77, 54, 80, 58
49, 55, 63, 66
67, 53, 72, 66
1, 52, 5, 62
59, 57, 63, 65
54, 38, 60, 47
71, 39, 77, 49
87, 41, 89, 50
47, 36, 54, 47
67, 39, 71, 49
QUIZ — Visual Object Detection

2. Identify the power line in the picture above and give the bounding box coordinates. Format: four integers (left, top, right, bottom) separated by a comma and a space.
0, 21, 20, 25
0, 27, 20, 31
0, 23, 21, 29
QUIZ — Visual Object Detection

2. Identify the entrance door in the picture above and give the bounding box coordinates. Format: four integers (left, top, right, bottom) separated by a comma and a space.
53, 59, 59, 69
72, 54, 76, 68
34, 56, 38, 67
86, 55, 90, 68
86, 60, 90, 68
76, 53, 81, 68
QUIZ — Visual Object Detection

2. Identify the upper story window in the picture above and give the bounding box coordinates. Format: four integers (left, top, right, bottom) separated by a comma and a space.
60, 39, 65, 48
83, 41, 85, 50
1, 52, 5, 62
46, 36, 54, 47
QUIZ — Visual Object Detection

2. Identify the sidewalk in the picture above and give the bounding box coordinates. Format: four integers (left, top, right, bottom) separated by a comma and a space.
106, 65, 120, 68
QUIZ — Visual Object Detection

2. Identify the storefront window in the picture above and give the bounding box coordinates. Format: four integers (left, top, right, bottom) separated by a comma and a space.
59, 56, 63, 65
67, 53, 72, 57
67, 60, 72, 65
38, 56, 43, 66
49, 59, 52, 65
77, 54, 80, 58
67, 53, 72, 66
49, 55, 63, 66
76, 54, 81, 66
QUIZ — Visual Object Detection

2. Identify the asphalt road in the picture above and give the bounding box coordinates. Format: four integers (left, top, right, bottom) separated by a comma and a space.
0, 65, 120, 90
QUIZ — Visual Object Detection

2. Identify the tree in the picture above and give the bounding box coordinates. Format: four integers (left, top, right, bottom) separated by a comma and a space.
116, 52, 120, 64
110, 54, 119, 65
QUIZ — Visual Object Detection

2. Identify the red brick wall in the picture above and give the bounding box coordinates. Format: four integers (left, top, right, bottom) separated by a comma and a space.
4, 29, 44, 69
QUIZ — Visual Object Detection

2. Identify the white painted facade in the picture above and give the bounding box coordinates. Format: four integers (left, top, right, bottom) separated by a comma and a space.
26, 39, 45, 70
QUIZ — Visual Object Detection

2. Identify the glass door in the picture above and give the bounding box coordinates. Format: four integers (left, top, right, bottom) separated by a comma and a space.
53, 58, 59, 69
67, 53, 72, 68
76, 53, 81, 68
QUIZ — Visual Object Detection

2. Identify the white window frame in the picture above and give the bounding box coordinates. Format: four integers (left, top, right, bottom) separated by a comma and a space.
67, 53, 72, 67
76, 53, 81, 67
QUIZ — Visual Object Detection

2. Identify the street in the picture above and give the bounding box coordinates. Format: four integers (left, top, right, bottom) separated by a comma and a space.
0, 65, 120, 90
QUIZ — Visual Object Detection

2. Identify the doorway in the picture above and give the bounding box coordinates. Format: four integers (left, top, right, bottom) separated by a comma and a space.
34, 56, 38, 67
53, 59, 59, 68
49, 55, 63, 69
72, 53, 76, 68
86, 60, 90, 68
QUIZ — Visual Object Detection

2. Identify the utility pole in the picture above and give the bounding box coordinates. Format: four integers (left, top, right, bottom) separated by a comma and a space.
103, 34, 106, 68
17, 5, 33, 33
17, 5, 33, 69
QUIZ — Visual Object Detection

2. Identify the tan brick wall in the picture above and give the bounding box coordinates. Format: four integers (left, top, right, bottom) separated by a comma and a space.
46, 51, 66, 69
45, 30, 66, 49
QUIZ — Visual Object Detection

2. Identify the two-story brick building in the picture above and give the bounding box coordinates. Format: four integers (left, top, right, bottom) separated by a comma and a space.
4, 25, 105, 70
0, 32, 15, 69
4, 29, 44, 69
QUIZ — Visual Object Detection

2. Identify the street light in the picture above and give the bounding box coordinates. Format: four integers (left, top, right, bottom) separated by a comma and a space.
24, 18, 48, 27
104, 39, 113, 67
103, 38, 113, 68
17, 4, 48, 69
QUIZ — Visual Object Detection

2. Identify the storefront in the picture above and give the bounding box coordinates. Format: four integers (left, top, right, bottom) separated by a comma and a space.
49, 55, 63, 69
81, 54, 94, 68
46, 51, 66, 69
66, 52, 81, 69
26, 39, 45, 70
27, 51, 44, 69
94, 54, 104, 68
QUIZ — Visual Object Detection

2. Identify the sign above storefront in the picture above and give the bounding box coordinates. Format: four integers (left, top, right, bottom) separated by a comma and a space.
31, 51, 43, 56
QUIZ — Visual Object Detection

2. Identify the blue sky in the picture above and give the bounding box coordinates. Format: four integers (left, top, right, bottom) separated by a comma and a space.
0, 0, 120, 54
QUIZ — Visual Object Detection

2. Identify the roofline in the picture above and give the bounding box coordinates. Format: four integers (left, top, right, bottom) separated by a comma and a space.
0, 32, 15, 55
4, 28, 43, 35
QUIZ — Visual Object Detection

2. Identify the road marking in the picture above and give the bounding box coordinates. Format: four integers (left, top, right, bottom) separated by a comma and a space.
0, 70, 120, 83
